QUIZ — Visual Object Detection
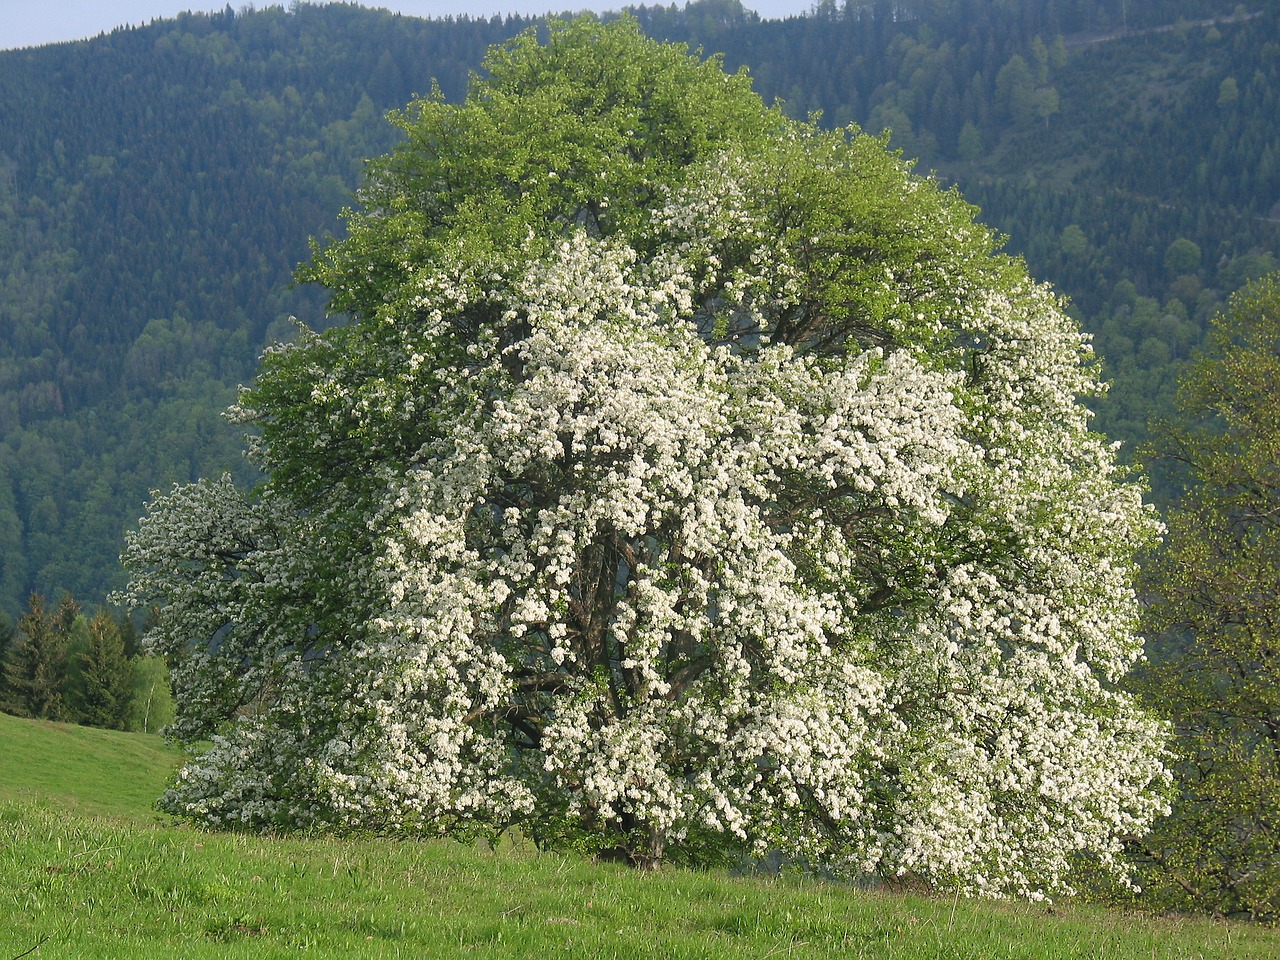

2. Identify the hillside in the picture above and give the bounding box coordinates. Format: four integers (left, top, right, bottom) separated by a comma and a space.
1, 0, 1278, 616
0, 710, 180, 818
1, 713, 1277, 958
0, 5, 536, 614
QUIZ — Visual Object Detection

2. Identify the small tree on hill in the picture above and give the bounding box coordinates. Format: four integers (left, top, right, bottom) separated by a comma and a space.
1141, 273, 1280, 919
126, 654, 175, 735
76, 609, 134, 730
3, 593, 77, 720
118, 16, 1167, 896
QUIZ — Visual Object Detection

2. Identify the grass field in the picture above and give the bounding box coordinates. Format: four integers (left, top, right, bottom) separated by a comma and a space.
1, 712, 1276, 959
0, 712, 181, 820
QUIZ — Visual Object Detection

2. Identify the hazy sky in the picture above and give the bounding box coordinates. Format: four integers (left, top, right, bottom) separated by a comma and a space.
1, 1, 817, 51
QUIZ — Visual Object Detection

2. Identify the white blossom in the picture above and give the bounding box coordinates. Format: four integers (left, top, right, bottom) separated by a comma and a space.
116, 21, 1167, 898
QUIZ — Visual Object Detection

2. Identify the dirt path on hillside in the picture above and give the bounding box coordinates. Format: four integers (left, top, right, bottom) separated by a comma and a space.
1063, 8, 1264, 48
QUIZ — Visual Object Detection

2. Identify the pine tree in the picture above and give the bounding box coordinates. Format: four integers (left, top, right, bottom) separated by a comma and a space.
3, 593, 76, 720
76, 609, 134, 730
0, 612, 14, 704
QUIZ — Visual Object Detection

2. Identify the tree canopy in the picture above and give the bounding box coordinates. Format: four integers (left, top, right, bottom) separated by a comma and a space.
119, 16, 1167, 897
1140, 272, 1280, 919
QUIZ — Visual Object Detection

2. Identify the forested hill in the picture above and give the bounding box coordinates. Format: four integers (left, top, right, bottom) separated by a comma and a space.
0, 5, 540, 614
1, 0, 1278, 618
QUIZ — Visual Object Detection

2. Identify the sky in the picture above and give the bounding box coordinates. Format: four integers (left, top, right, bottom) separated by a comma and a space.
0, 0, 818, 51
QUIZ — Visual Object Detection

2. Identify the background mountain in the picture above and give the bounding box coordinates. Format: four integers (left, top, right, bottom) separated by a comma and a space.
0, 0, 1277, 618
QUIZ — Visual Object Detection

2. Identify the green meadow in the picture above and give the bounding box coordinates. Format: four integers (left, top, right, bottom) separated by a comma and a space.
0, 711, 1274, 959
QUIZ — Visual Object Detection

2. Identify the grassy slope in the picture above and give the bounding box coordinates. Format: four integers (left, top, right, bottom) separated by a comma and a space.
0, 714, 1276, 958
0, 712, 181, 820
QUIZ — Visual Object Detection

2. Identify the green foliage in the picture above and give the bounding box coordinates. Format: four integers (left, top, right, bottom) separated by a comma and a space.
1139, 273, 1280, 920
1165, 238, 1203, 276
300, 15, 780, 305
996, 54, 1037, 126
0, 589, 165, 732
0, 611, 12, 693
76, 610, 134, 730
2, 593, 77, 720
126, 655, 176, 735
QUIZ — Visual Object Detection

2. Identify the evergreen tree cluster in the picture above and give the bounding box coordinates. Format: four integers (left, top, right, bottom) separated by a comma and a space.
0, 593, 173, 733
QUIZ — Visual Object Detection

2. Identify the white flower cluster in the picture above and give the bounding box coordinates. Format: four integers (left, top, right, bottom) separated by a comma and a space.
119, 122, 1167, 896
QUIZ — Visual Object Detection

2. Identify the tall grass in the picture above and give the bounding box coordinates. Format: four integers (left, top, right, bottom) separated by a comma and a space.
1, 714, 1275, 958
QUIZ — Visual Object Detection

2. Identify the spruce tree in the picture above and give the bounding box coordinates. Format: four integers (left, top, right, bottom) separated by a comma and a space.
76, 609, 134, 730
0, 613, 13, 706
3, 593, 76, 720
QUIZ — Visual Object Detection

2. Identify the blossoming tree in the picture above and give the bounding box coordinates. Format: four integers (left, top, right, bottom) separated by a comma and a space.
118, 17, 1168, 896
